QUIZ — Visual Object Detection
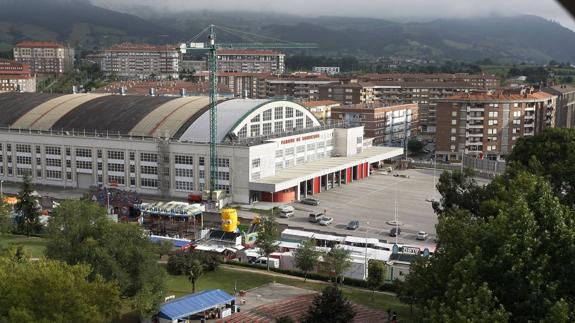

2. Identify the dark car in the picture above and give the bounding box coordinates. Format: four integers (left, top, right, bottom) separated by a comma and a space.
301, 197, 320, 206
389, 227, 401, 237
346, 220, 359, 230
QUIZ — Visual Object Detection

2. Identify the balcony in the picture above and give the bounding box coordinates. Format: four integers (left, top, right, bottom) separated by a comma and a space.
467, 124, 484, 129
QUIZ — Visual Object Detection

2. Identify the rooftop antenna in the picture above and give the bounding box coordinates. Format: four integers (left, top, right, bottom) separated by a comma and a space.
394, 185, 399, 245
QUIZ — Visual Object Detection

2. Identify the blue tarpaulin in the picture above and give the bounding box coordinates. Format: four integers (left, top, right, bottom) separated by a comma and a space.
159, 289, 235, 320
149, 235, 191, 248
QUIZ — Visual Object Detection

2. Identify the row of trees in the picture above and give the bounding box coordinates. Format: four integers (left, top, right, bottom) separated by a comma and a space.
257, 216, 386, 295
399, 128, 575, 322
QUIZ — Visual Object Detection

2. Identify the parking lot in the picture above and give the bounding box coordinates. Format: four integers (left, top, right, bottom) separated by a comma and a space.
282, 168, 440, 245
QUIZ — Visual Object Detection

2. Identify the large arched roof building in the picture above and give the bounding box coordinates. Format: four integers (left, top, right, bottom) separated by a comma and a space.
0, 93, 401, 203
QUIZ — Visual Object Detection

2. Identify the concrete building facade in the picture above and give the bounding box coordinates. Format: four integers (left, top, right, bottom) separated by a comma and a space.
543, 84, 575, 128
331, 103, 419, 146
13, 41, 74, 75
217, 50, 285, 75
0, 93, 402, 204
93, 43, 180, 80
436, 91, 556, 161
0, 59, 36, 93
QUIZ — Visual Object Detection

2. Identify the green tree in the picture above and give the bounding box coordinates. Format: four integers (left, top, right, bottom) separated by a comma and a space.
157, 240, 174, 258
294, 239, 320, 281
187, 259, 203, 294
324, 247, 352, 284
407, 138, 424, 154
45, 200, 166, 319
276, 315, 295, 323
367, 260, 386, 300
507, 128, 575, 206
0, 256, 121, 322
255, 216, 279, 270
301, 285, 356, 323
0, 197, 13, 234
402, 171, 575, 322
14, 174, 39, 236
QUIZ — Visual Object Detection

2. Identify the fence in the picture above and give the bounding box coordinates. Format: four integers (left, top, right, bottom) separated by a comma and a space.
412, 155, 506, 178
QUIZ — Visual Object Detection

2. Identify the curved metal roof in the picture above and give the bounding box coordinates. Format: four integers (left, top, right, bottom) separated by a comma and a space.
0, 93, 63, 127
179, 99, 271, 142
51, 95, 174, 133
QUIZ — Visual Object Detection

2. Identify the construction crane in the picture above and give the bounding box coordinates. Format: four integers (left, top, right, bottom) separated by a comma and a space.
179, 25, 316, 206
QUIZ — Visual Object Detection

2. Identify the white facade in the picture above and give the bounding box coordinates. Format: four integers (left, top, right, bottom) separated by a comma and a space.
313, 66, 340, 75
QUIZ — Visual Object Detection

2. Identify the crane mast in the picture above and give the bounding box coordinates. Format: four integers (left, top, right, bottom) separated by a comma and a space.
180, 25, 316, 206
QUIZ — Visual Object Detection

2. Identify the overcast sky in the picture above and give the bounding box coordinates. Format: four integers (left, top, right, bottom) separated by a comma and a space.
93, 0, 575, 31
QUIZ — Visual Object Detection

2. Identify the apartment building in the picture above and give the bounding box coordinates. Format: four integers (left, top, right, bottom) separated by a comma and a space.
318, 81, 377, 105
331, 103, 419, 146
193, 71, 268, 98
217, 49, 285, 75
543, 84, 575, 128
370, 82, 479, 134
302, 100, 340, 124
13, 41, 74, 75
360, 73, 500, 89
313, 66, 340, 75
436, 90, 556, 161
266, 76, 336, 101
0, 59, 36, 92
93, 43, 180, 80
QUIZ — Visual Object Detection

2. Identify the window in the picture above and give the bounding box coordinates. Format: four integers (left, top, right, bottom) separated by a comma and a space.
274, 106, 283, 119
36, 169, 42, 178
275, 150, 283, 158
46, 170, 62, 179
296, 110, 303, 117
76, 161, 92, 169
217, 171, 230, 181
513, 119, 521, 125
108, 175, 125, 185
140, 153, 158, 162
199, 170, 205, 179
488, 111, 499, 118
295, 118, 304, 129
250, 124, 260, 136
307, 143, 315, 151
274, 121, 283, 132
97, 150, 102, 158
175, 168, 193, 177
285, 147, 294, 156
262, 109, 272, 121
130, 165, 135, 173
16, 144, 31, 153
35, 146, 40, 154
488, 120, 498, 126
285, 107, 293, 118
275, 161, 283, 169
263, 123, 272, 135
174, 155, 194, 165
107, 163, 125, 172
513, 111, 521, 117
217, 158, 229, 168
451, 111, 457, 117
451, 136, 456, 141
140, 178, 158, 188
16, 156, 32, 165
251, 115, 260, 122
296, 156, 305, 164
199, 157, 205, 166
45, 146, 61, 155
75, 148, 92, 157
140, 165, 157, 175
451, 128, 457, 134
296, 145, 305, 153
487, 128, 498, 135
451, 120, 457, 125
175, 181, 194, 191
107, 150, 124, 160
252, 158, 261, 168
46, 158, 61, 167
285, 120, 293, 130
356, 137, 363, 144
65, 147, 71, 156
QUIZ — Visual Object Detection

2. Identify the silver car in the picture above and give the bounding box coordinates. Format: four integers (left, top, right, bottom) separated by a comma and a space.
318, 216, 333, 226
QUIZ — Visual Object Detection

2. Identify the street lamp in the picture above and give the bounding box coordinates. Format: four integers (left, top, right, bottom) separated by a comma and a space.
107, 192, 111, 215
0, 180, 4, 197
364, 221, 370, 280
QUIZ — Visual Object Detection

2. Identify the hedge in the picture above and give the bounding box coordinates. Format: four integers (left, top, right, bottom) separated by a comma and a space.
225, 260, 397, 293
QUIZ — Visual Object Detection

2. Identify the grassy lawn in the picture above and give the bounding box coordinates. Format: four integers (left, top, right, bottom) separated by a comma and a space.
0, 233, 48, 258
166, 267, 414, 321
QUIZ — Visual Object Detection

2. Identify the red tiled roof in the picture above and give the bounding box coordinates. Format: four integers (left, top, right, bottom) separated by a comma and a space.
16, 41, 65, 48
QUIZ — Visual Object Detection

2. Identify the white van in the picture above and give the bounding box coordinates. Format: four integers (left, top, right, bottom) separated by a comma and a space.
277, 205, 295, 218
253, 257, 280, 269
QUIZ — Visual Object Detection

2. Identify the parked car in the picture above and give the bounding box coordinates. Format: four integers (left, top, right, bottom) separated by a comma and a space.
346, 220, 359, 230
389, 227, 401, 237
318, 216, 333, 226
308, 212, 324, 223
301, 197, 320, 206
252, 257, 279, 269
277, 205, 295, 218
416, 231, 429, 240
